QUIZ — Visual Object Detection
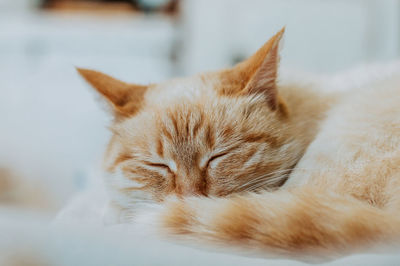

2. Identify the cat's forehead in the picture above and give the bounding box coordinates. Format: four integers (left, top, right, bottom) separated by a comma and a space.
115, 71, 276, 144
145, 74, 219, 106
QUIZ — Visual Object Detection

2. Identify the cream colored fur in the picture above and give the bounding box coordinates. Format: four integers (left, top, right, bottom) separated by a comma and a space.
76, 29, 400, 259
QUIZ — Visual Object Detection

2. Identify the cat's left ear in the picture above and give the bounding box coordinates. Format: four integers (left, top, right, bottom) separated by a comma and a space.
221, 28, 285, 112
77, 68, 148, 118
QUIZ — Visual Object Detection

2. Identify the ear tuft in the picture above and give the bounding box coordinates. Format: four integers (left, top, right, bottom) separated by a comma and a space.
219, 27, 285, 112
243, 28, 284, 110
77, 68, 148, 117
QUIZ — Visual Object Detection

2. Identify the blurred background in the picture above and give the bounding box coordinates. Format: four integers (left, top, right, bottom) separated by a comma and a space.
0, 0, 399, 214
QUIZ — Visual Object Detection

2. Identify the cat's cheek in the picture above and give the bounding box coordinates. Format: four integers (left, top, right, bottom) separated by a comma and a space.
131, 203, 166, 236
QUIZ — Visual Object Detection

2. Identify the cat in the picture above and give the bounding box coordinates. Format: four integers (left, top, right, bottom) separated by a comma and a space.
77, 28, 400, 259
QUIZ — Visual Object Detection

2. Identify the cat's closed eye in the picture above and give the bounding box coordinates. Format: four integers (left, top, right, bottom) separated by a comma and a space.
146, 162, 172, 172
205, 152, 228, 169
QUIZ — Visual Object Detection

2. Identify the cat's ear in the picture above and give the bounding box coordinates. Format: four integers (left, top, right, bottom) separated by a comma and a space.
77, 68, 148, 117
221, 28, 285, 111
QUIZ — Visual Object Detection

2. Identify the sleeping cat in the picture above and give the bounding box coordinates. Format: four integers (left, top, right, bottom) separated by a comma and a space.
78, 28, 400, 258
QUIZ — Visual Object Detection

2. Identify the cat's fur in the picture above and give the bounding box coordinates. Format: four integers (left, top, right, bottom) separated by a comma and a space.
78, 28, 400, 258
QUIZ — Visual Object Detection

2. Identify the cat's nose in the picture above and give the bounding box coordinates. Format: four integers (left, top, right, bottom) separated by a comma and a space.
175, 180, 206, 197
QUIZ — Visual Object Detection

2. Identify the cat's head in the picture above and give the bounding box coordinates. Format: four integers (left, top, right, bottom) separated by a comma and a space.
79, 28, 301, 208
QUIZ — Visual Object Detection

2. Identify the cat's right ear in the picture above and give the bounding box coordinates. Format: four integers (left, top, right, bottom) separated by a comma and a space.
77, 68, 148, 118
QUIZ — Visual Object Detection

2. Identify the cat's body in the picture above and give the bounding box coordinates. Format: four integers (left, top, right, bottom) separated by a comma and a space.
78, 29, 400, 259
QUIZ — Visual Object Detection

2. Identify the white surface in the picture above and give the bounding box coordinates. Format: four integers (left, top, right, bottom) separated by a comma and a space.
1, 204, 400, 266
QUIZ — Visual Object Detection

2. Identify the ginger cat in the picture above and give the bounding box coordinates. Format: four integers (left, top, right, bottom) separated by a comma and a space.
78, 28, 400, 259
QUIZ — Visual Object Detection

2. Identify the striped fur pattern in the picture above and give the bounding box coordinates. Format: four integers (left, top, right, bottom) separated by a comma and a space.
78, 28, 400, 258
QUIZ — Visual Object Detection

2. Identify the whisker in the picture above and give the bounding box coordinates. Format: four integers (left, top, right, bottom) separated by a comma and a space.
241, 168, 293, 186
234, 169, 293, 192
234, 166, 329, 193
246, 175, 288, 191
